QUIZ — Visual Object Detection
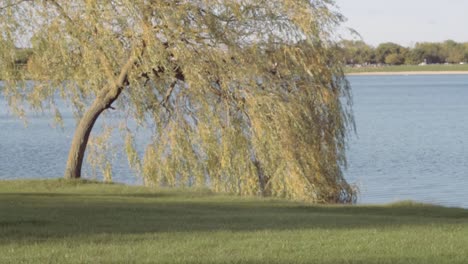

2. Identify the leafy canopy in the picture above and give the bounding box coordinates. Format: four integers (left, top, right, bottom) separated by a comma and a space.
0, 0, 355, 203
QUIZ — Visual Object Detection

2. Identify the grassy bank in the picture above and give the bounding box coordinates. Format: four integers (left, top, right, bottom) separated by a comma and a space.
1, 179, 468, 263
345, 64, 468, 74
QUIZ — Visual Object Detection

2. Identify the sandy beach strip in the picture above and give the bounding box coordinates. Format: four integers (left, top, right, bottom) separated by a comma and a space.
346, 71, 468, 76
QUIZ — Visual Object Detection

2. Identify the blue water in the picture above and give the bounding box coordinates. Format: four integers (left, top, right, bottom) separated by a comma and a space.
346, 75, 468, 208
1, 75, 468, 208
0, 95, 146, 185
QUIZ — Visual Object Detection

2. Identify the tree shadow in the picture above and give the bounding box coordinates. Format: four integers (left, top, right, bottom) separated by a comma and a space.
1, 192, 467, 244
177, 258, 468, 264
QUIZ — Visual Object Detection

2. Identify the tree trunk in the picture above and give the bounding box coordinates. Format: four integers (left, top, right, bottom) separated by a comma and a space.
64, 98, 109, 179
63, 53, 137, 179
64, 83, 127, 179
64, 86, 125, 179
253, 156, 268, 197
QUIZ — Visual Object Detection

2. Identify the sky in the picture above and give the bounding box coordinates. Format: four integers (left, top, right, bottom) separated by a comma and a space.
334, 0, 468, 47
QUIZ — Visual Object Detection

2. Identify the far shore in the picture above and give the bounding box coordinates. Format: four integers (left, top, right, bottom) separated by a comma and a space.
346, 71, 468, 76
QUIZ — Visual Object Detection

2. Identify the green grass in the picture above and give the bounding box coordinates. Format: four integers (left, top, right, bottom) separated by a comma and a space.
345, 64, 468, 73
1, 179, 468, 263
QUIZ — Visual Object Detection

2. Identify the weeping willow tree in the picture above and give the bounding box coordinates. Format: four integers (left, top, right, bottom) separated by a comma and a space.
0, 0, 355, 203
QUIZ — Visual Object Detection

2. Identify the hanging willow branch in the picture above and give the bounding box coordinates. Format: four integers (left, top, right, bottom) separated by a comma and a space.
0, 0, 356, 203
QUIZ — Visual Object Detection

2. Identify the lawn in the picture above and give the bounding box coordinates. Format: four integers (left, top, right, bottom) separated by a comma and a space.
345, 64, 468, 73
1, 179, 468, 263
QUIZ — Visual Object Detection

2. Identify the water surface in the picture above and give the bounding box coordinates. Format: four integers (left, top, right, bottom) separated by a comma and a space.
1, 75, 468, 208
346, 74, 468, 208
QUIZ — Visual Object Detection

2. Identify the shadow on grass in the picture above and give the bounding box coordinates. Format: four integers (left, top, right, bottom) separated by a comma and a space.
1, 191, 467, 244
180, 259, 461, 264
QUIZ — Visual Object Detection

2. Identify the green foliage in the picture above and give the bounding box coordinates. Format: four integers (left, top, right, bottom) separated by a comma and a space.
339, 40, 375, 65
375, 42, 407, 64
442, 40, 466, 63
341, 40, 468, 66
1, 180, 468, 264
414, 42, 444, 64
0, 0, 354, 202
384, 53, 405, 65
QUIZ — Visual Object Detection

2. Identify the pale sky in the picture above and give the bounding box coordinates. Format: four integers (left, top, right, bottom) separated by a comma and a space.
334, 0, 468, 47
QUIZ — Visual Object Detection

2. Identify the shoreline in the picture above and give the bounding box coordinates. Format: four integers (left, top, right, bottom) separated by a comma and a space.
346, 71, 468, 76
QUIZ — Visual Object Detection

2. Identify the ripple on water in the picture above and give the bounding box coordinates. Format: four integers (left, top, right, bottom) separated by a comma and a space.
2, 75, 468, 207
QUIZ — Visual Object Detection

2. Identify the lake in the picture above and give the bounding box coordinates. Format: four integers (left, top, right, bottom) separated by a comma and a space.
1, 75, 468, 208
346, 74, 468, 208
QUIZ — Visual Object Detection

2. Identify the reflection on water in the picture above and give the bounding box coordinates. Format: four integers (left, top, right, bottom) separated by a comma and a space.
1, 75, 468, 208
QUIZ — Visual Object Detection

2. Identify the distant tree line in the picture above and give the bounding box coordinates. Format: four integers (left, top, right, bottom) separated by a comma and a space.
15, 40, 468, 68
339, 40, 468, 65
